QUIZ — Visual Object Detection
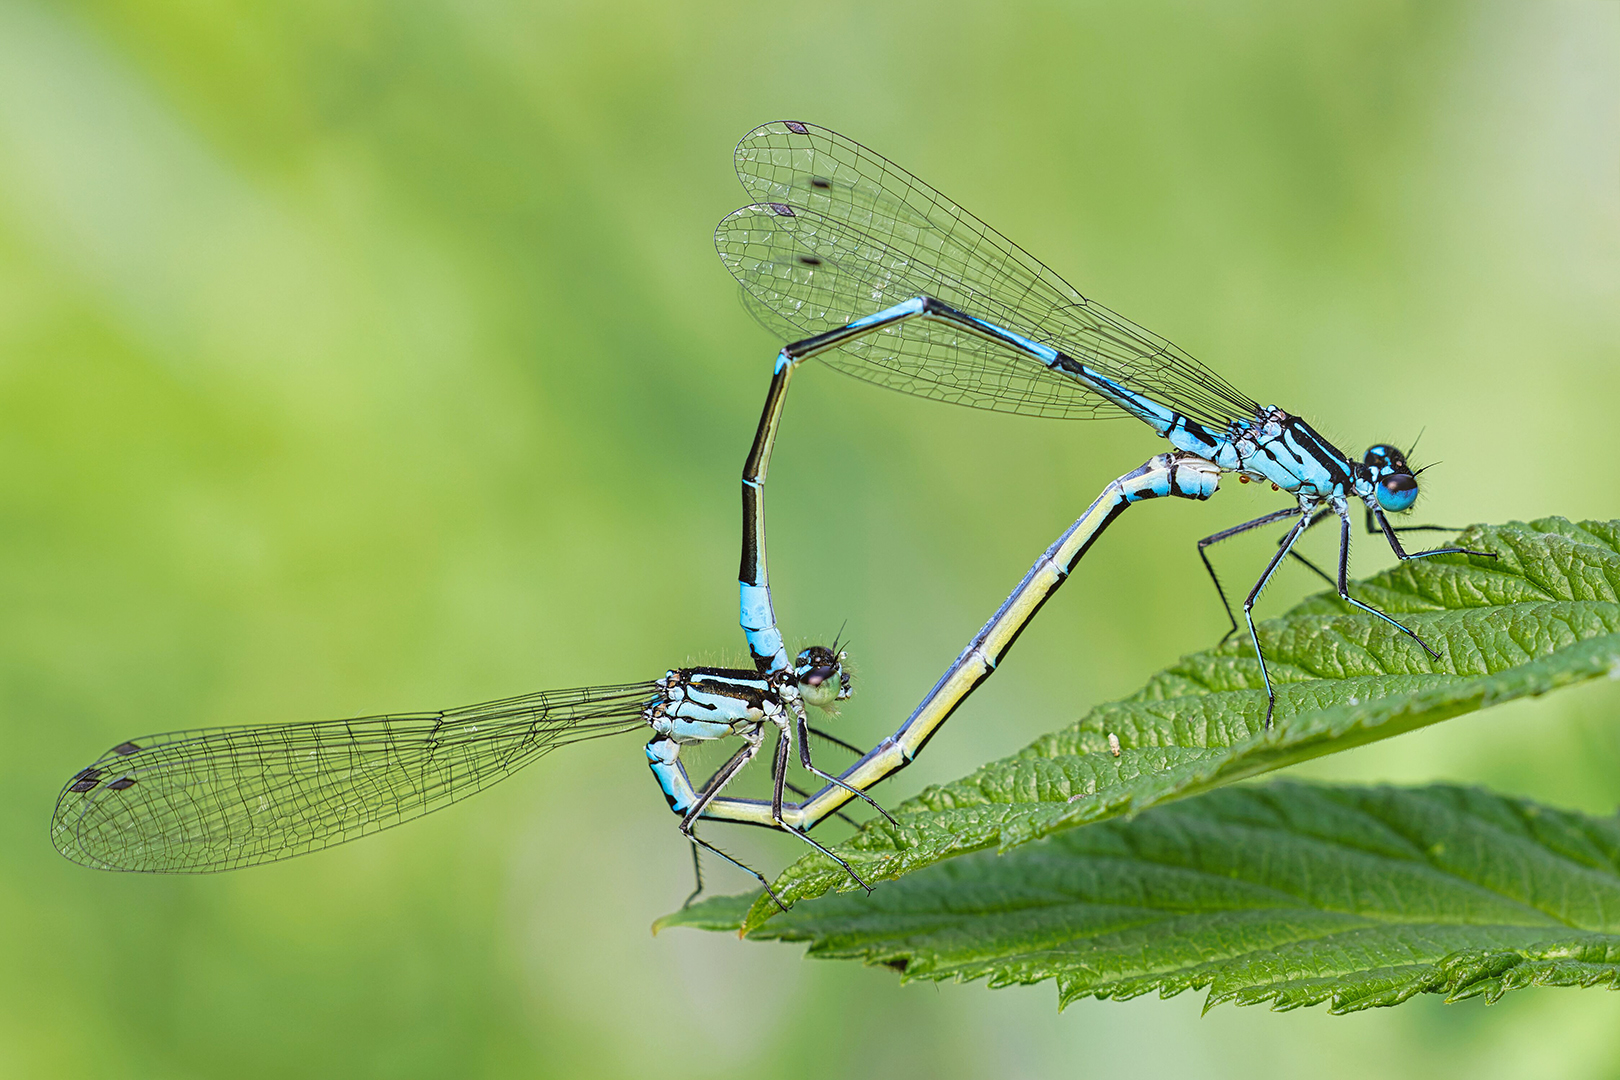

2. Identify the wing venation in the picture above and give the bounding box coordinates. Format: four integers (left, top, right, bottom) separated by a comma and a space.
51, 683, 657, 872
716, 121, 1260, 429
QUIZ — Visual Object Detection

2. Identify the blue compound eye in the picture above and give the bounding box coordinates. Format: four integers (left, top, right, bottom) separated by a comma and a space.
1377, 472, 1419, 513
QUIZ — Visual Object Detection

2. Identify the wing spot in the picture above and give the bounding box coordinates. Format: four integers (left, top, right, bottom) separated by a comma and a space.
767, 203, 795, 217
113, 741, 141, 756
784, 121, 809, 134
68, 768, 101, 793
107, 776, 137, 791
798, 256, 822, 266
810, 177, 831, 189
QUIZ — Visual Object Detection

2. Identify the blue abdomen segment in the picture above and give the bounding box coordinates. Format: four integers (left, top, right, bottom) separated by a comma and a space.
646, 737, 695, 813
1063, 362, 1230, 459
1121, 454, 1221, 503
961, 313, 1060, 366
739, 583, 785, 673
847, 296, 928, 332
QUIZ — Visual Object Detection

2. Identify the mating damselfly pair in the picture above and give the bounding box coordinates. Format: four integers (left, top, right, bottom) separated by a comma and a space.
51, 121, 1488, 907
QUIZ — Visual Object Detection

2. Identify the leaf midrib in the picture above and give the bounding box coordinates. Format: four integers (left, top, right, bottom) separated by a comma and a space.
863, 798, 1611, 931
886, 849, 1576, 931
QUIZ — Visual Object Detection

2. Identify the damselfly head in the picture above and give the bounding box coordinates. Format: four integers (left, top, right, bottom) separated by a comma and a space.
794, 645, 851, 711
1363, 444, 1419, 513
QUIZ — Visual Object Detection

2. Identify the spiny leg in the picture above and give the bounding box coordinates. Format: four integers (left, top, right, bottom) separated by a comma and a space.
1333, 509, 1442, 660
1362, 502, 1474, 537
685, 826, 786, 912
805, 725, 866, 757
1295, 510, 1471, 589
790, 697, 899, 828
669, 727, 861, 909
678, 733, 787, 910
1242, 513, 1316, 730
774, 818, 873, 894
766, 711, 874, 891
1371, 507, 1496, 563
784, 729, 878, 826
768, 720, 789, 822
1197, 507, 1302, 642
1227, 505, 1464, 599
1281, 510, 1341, 588
683, 839, 706, 909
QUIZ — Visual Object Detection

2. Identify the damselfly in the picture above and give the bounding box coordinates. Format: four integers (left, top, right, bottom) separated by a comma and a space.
718, 121, 1493, 728
51, 646, 879, 908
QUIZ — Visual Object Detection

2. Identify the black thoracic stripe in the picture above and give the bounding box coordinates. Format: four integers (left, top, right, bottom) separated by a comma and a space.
1254, 439, 1294, 482
1180, 415, 1218, 447
682, 669, 774, 709
1258, 427, 1325, 489
1283, 415, 1356, 487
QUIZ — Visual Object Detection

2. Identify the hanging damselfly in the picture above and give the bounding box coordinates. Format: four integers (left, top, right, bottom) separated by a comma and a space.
718, 121, 1493, 728
52, 438, 1221, 904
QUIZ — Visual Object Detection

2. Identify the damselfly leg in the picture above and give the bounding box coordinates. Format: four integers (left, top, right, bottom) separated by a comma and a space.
1280, 510, 1467, 591
1197, 506, 1303, 642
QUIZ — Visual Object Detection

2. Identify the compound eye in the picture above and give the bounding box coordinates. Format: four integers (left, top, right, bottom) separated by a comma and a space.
1377, 472, 1418, 513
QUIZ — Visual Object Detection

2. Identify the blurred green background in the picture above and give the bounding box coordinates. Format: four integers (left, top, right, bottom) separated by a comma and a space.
1, 0, 1617, 1076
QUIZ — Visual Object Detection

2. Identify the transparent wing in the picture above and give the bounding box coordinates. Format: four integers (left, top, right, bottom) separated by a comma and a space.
51, 682, 657, 873
716, 121, 1260, 429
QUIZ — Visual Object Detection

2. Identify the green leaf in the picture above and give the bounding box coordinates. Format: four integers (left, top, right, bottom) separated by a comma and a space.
650, 891, 758, 935
747, 517, 1620, 928
705, 781, 1620, 1013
